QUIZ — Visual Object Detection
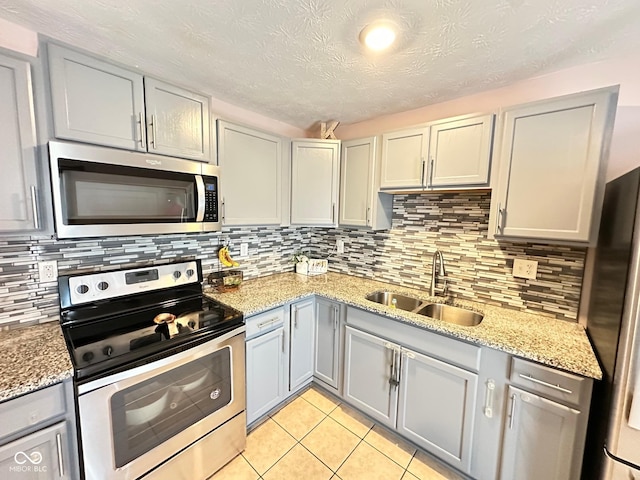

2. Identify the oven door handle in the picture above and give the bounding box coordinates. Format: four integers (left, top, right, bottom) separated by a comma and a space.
195, 175, 205, 222
77, 325, 245, 395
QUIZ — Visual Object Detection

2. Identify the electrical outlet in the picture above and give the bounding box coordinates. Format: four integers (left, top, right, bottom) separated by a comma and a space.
512, 258, 538, 280
240, 243, 249, 257
38, 260, 58, 282
336, 239, 345, 254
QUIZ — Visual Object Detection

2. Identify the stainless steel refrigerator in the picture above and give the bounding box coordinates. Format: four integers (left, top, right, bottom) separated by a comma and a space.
583, 167, 640, 479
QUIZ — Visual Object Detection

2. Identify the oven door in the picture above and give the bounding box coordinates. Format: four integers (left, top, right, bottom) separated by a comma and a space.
77, 327, 245, 480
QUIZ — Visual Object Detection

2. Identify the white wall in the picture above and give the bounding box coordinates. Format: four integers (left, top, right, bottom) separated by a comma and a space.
336, 55, 640, 181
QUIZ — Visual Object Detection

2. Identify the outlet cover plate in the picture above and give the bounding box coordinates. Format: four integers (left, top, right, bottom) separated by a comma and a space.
38, 260, 58, 282
336, 239, 344, 254
240, 243, 248, 257
513, 258, 538, 280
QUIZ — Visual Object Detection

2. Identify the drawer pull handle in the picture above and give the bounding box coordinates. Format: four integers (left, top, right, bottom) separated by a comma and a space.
257, 317, 280, 328
518, 373, 573, 394
56, 432, 65, 476
484, 379, 496, 418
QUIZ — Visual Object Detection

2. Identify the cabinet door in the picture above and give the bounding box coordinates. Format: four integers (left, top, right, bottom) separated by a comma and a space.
290, 300, 315, 391
217, 121, 282, 225
144, 77, 211, 162
343, 326, 398, 428
428, 114, 493, 188
397, 348, 478, 474
339, 137, 375, 227
291, 139, 340, 225
499, 386, 579, 480
314, 299, 340, 389
0, 54, 40, 232
48, 44, 146, 151
246, 327, 286, 424
380, 127, 429, 189
0, 421, 69, 479
492, 89, 616, 242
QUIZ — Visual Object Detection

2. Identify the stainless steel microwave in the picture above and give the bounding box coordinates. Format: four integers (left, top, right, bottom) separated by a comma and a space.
49, 141, 221, 239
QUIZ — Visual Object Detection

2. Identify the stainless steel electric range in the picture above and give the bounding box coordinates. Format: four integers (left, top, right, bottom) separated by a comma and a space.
58, 259, 245, 480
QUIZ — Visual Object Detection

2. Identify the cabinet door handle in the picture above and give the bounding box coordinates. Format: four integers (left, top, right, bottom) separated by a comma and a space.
56, 432, 65, 476
221, 199, 226, 223
333, 306, 339, 330
149, 114, 158, 149
508, 394, 517, 429
293, 307, 298, 331
420, 158, 426, 186
388, 347, 397, 389
138, 111, 146, 147
366, 207, 370, 226
518, 373, 573, 394
30, 185, 40, 230
332, 203, 336, 223
484, 379, 496, 418
429, 157, 435, 188
495, 203, 503, 235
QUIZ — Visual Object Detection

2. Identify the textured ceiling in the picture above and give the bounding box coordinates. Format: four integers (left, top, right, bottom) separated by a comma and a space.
1, 0, 640, 129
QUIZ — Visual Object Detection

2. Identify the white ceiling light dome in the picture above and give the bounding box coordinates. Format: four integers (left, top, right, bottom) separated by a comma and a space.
360, 21, 399, 51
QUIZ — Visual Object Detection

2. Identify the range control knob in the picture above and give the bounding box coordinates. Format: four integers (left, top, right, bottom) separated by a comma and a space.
76, 284, 89, 295
185, 269, 195, 278
97, 281, 109, 291
173, 271, 182, 280
102, 346, 113, 357
82, 351, 94, 363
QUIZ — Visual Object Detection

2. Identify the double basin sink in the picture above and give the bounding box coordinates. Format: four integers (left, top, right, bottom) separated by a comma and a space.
365, 291, 483, 327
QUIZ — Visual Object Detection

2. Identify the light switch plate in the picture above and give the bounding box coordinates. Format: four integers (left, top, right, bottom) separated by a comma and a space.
513, 258, 538, 280
240, 243, 249, 258
336, 239, 345, 254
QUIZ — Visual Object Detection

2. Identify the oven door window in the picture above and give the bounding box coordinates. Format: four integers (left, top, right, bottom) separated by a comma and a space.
57, 158, 197, 224
110, 346, 232, 468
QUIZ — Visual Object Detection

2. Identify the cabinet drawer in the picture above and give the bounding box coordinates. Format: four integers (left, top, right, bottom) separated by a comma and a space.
510, 357, 586, 406
246, 307, 286, 340
0, 383, 66, 442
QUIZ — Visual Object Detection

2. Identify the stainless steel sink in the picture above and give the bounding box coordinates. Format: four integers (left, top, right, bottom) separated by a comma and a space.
416, 303, 484, 327
365, 291, 423, 312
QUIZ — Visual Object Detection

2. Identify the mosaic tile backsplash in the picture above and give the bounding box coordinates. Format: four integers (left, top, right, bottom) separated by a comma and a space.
309, 192, 586, 321
0, 191, 586, 328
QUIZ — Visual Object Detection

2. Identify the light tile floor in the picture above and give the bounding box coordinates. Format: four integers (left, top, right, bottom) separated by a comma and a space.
210, 386, 465, 480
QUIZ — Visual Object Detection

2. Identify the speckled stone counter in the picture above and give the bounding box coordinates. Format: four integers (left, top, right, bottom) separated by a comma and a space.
0, 322, 73, 402
205, 272, 602, 379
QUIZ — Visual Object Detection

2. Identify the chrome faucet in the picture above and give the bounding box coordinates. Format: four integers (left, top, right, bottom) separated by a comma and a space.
430, 250, 447, 297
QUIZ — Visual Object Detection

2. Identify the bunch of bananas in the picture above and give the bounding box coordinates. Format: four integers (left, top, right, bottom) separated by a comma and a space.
218, 246, 239, 267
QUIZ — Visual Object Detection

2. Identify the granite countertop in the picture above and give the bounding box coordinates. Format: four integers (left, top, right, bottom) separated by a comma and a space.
0, 322, 73, 403
205, 272, 602, 380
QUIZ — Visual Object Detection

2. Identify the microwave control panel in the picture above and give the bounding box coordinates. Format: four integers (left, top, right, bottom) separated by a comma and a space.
203, 177, 218, 222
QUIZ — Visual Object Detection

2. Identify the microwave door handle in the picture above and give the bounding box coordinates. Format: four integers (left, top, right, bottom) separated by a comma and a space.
195, 176, 205, 222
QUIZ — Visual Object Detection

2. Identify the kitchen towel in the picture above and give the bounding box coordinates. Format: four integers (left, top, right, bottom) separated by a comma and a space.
629, 369, 640, 430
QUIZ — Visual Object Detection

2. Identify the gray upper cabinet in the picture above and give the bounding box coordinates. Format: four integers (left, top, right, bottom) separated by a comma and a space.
490, 87, 617, 244
291, 139, 340, 226
339, 136, 392, 230
144, 77, 210, 161
48, 44, 211, 162
380, 127, 429, 189
217, 121, 282, 225
428, 114, 493, 188
380, 114, 494, 191
0, 53, 40, 233
48, 44, 146, 152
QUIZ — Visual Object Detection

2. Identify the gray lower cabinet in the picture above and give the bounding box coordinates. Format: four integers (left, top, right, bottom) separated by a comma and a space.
397, 348, 477, 473
0, 380, 78, 479
343, 326, 398, 428
245, 308, 287, 425
313, 299, 341, 390
499, 386, 579, 480
289, 299, 315, 391
0, 53, 40, 233
0, 422, 68, 479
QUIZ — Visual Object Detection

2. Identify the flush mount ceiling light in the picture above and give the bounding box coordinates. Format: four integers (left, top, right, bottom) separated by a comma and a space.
359, 21, 397, 51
